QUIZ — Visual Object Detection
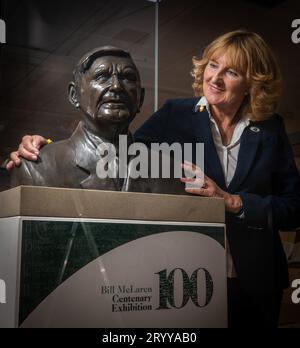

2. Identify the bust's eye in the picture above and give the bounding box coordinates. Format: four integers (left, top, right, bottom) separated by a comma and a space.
120, 69, 137, 82
94, 71, 110, 82
124, 74, 136, 82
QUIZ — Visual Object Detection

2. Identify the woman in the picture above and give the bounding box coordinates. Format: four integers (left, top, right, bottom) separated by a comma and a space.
7, 30, 300, 327
135, 30, 300, 328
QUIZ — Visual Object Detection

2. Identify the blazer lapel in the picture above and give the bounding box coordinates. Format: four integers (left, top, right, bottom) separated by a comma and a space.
72, 122, 127, 191
192, 105, 226, 189
71, 122, 109, 189
228, 124, 262, 192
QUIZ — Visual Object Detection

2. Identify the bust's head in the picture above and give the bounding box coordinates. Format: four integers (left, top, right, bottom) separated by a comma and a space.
69, 46, 144, 128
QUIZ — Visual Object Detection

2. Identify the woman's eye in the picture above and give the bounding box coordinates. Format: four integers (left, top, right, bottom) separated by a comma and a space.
209, 62, 218, 69
227, 69, 238, 77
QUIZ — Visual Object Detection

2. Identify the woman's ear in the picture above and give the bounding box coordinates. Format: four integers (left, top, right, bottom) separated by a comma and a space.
68, 82, 80, 108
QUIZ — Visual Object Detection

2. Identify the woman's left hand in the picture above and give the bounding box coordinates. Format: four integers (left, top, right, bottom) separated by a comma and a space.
180, 162, 243, 214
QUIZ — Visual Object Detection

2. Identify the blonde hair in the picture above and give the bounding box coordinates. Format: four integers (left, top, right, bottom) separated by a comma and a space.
192, 30, 282, 121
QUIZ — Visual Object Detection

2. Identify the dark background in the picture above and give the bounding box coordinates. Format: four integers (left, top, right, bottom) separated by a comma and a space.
1, 0, 300, 190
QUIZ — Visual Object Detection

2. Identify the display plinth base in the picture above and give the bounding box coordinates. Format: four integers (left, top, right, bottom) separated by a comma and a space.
0, 186, 226, 328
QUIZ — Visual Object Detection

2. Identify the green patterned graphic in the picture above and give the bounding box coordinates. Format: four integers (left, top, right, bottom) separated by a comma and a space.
19, 220, 224, 325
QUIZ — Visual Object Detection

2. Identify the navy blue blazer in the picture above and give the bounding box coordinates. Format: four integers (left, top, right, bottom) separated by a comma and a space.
134, 98, 300, 293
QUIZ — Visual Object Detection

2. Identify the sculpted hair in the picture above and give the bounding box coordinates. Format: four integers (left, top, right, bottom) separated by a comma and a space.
72, 46, 140, 88
192, 30, 282, 121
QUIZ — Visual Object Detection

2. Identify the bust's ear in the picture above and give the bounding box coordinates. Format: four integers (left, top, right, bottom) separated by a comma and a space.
68, 82, 80, 108
137, 87, 145, 113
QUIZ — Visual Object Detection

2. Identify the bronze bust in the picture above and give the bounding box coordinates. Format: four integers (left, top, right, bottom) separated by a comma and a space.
11, 46, 185, 195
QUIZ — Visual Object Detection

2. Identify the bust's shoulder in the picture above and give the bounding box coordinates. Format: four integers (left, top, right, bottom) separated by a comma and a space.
39, 138, 74, 159
23, 138, 75, 175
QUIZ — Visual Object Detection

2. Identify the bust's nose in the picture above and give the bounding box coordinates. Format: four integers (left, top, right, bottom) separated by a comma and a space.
109, 74, 122, 92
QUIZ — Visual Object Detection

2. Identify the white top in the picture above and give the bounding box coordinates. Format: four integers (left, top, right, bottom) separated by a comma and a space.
196, 96, 250, 186
196, 96, 250, 278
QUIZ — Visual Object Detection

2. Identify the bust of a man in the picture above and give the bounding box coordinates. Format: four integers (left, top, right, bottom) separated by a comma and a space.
10, 46, 186, 195
11, 46, 145, 190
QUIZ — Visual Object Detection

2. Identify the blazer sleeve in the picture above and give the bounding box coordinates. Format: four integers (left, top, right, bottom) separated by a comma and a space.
134, 100, 172, 145
239, 117, 300, 231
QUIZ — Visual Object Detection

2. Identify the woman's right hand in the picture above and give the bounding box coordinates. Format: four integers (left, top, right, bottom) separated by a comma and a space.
6, 135, 48, 170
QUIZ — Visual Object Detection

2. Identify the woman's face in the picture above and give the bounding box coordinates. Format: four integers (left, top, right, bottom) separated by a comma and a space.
203, 53, 249, 115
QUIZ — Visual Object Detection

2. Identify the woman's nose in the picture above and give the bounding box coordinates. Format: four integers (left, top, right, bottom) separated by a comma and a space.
211, 70, 224, 85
